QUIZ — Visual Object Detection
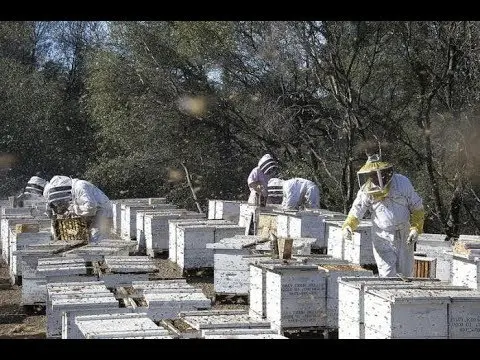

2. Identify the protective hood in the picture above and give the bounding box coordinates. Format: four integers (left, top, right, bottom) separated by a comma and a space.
258, 154, 278, 176
24, 176, 48, 196
46, 175, 73, 205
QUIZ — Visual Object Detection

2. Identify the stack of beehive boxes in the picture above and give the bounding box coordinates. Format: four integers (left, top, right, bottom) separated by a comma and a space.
46, 280, 120, 338
337, 276, 480, 338
144, 210, 206, 258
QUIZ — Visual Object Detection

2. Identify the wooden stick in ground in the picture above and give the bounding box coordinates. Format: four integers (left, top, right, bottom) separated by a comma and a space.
180, 162, 203, 214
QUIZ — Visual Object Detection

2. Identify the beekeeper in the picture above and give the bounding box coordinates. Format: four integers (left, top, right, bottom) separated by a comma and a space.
15, 176, 49, 207
342, 154, 425, 278
267, 177, 320, 210
247, 153, 279, 206
45, 175, 113, 243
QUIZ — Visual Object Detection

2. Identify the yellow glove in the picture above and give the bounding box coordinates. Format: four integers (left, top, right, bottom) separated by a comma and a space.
406, 228, 419, 245
343, 225, 353, 242
410, 208, 425, 234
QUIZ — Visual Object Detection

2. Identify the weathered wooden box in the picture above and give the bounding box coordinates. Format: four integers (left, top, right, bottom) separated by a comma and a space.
414, 255, 437, 278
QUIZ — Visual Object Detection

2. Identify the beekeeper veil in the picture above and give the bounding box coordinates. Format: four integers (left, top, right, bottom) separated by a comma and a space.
46, 175, 73, 214
357, 154, 394, 196
24, 176, 48, 196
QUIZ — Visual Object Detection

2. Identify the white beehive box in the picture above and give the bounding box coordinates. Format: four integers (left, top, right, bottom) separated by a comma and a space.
208, 200, 245, 223
37, 256, 97, 285
179, 309, 272, 337
265, 264, 328, 330
337, 276, 468, 339
136, 209, 178, 253
144, 210, 205, 257
111, 199, 152, 235
201, 327, 284, 339
319, 263, 375, 328
175, 224, 215, 271
207, 237, 268, 296
9, 230, 51, 282
15, 243, 80, 306
363, 287, 477, 339
46, 281, 114, 338
326, 219, 375, 266
275, 211, 326, 249
140, 290, 212, 321
175, 224, 245, 271
61, 241, 136, 262
121, 203, 176, 241
416, 233, 453, 282
1, 215, 36, 262
238, 203, 259, 229
248, 259, 302, 320
168, 219, 231, 264
72, 312, 172, 339
98, 256, 159, 288
451, 254, 480, 290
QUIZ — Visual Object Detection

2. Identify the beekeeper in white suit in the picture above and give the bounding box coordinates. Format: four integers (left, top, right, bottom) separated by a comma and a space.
15, 176, 49, 207
267, 177, 320, 210
342, 154, 425, 278
46, 175, 113, 243
247, 154, 279, 205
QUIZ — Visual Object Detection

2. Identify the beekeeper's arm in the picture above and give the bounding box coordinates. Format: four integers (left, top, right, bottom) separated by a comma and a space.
247, 168, 266, 195
404, 177, 425, 244
72, 183, 98, 217
342, 189, 371, 239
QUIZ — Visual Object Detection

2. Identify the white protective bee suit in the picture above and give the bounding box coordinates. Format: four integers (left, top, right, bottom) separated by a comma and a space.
269, 177, 320, 210
247, 154, 279, 205
342, 156, 425, 278
46, 175, 113, 243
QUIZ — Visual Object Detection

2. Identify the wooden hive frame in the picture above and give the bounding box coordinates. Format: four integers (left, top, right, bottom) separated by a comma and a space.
54, 216, 90, 242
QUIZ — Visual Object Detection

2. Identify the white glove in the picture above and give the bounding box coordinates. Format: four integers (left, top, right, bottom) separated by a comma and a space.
406, 228, 419, 245
342, 226, 353, 242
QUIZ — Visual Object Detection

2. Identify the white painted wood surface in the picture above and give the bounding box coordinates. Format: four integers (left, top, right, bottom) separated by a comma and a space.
451, 255, 480, 289
168, 218, 226, 263
265, 264, 328, 330
144, 210, 205, 256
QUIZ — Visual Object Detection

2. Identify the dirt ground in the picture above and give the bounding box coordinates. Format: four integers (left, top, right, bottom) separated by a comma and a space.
0, 256, 246, 339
